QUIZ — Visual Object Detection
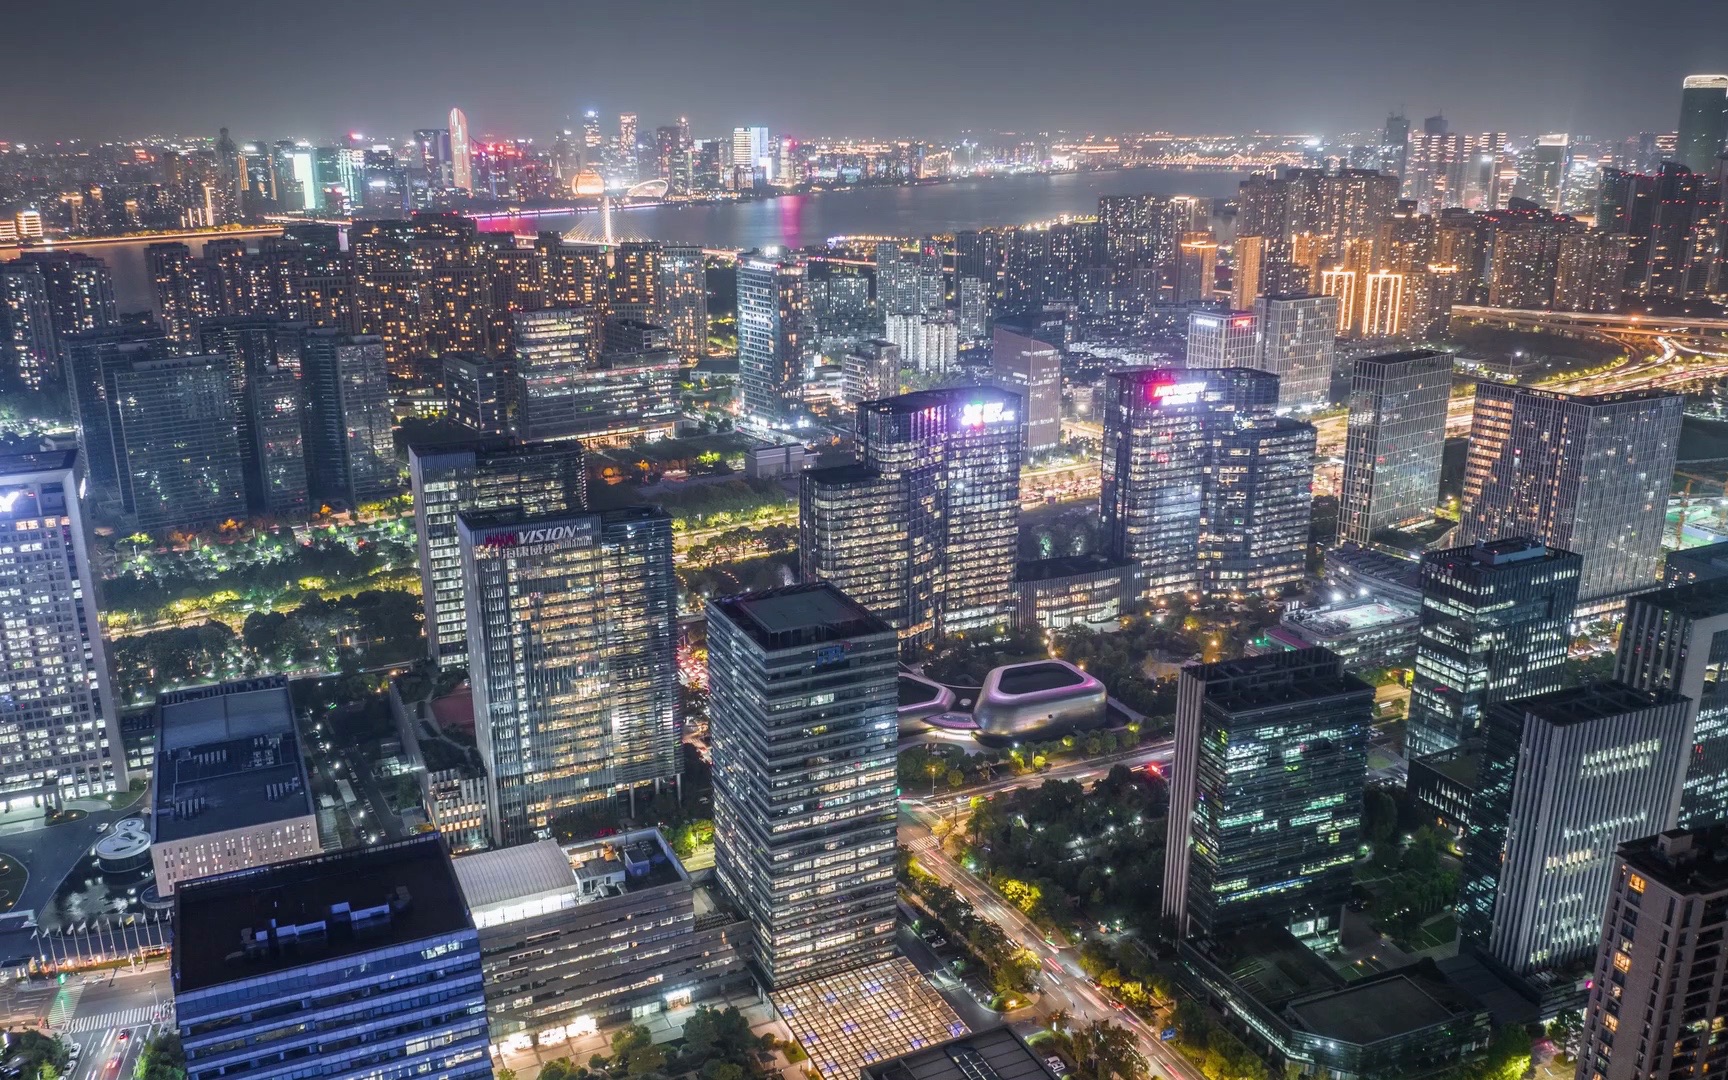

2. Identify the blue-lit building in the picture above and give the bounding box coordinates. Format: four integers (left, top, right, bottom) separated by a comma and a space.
172, 834, 491, 1080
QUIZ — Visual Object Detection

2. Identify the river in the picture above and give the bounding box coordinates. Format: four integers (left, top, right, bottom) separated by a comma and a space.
66, 168, 1247, 313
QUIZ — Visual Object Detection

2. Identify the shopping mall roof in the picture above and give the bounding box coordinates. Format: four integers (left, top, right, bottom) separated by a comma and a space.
863, 1027, 1057, 1080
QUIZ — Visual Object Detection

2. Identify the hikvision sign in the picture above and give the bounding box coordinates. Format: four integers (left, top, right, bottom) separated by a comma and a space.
481, 524, 585, 549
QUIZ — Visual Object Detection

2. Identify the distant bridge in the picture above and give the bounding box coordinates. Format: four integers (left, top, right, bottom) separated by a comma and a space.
1450, 305, 1728, 347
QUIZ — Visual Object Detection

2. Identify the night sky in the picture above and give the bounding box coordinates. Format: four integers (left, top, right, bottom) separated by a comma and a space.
8, 0, 1728, 143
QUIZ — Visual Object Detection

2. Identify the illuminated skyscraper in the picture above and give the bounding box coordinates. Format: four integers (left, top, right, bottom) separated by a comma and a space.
1339, 350, 1450, 545
707, 584, 899, 988
408, 437, 588, 667
736, 251, 810, 423
1460, 384, 1682, 609
1462, 682, 1689, 988
656, 244, 707, 361
1185, 310, 1259, 368
460, 504, 678, 846
1253, 294, 1337, 409
990, 321, 1060, 453
1163, 648, 1371, 941
300, 331, 397, 508
1406, 539, 1580, 758
1677, 75, 1728, 175
800, 387, 1022, 652
1176, 231, 1218, 302
1616, 579, 1728, 829
0, 261, 58, 392
245, 366, 308, 517
13, 251, 117, 340
98, 352, 247, 531
448, 107, 473, 192
1100, 367, 1311, 603
0, 449, 124, 798
1578, 828, 1728, 1080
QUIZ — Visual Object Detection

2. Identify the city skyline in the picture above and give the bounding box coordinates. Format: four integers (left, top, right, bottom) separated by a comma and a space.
9, 0, 1728, 143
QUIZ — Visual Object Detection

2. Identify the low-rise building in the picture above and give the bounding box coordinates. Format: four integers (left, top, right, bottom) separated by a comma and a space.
149, 677, 320, 897
1322, 543, 1423, 609
1269, 599, 1420, 670
861, 1027, 1057, 1080
453, 828, 751, 1052
1178, 927, 1491, 1080
1665, 539, 1728, 585
1407, 746, 1482, 835
1012, 554, 1131, 633
974, 660, 1107, 739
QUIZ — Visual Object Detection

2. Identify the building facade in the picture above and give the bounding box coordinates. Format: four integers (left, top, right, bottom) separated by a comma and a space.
800, 388, 1022, 652
1163, 648, 1372, 941
991, 322, 1061, 454
1186, 311, 1260, 369
707, 585, 899, 989
1253, 294, 1339, 411
408, 436, 588, 667
1616, 579, 1728, 829
1460, 384, 1682, 609
1462, 683, 1690, 992
0, 451, 123, 804
1578, 827, 1728, 1080
737, 252, 810, 423
301, 330, 398, 507
1339, 350, 1451, 546
1407, 539, 1581, 759
460, 506, 679, 847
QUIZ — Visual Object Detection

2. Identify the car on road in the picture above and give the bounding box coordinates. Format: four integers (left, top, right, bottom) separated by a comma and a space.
1045, 1057, 1068, 1075
117, 1029, 129, 1042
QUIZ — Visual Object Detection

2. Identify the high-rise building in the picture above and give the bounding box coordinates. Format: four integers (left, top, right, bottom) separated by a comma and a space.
1384, 113, 1411, 178
800, 387, 1022, 652
1163, 648, 1372, 941
1176, 231, 1218, 302
1677, 75, 1728, 175
0, 260, 59, 392
13, 251, 117, 340
62, 326, 170, 514
244, 365, 308, 516
0, 450, 123, 798
300, 331, 397, 508
460, 505, 679, 847
1462, 682, 1690, 988
107, 352, 247, 531
511, 306, 680, 445
1461, 384, 1682, 609
1185, 310, 1259, 368
1253, 294, 1339, 410
1616, 579, 1728, 829
448, 107, 473, 192
1100, 367, 1310, 603
886, 311, 957, 376
1578, 827, 1728, 1080
731, 127, 770, 186
1339, 350, 1450, 544
173, 835, 491, 1080
991, 321, 1061, 454
408, 436, 588, 667
1517, 135, 1572, 212
842, 339, 901, 405
1406, 539, 1580, 759
1599, 163, 1723, 301
707, 584, 899, 988
656, 244, 707, 361
736, 252, 810, 423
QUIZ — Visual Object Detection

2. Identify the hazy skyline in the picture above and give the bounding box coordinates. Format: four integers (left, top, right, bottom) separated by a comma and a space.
8, 0, 1728, 143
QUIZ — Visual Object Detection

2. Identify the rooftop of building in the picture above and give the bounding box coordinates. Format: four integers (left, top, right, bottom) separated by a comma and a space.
858, 385, 1020, 415
1509, 680, 1688, 727
1284, 967, 1475, 1045
1213, 925, 1343, 1003
861, 1027, 1056, 1080
1190, 648, 1372, 713
1625, 575, 1728, 618
458, 501, 667, 536
1619, 827, 1728, 896
1351, 348, 1449, 369
1325, 542, 1421, 583
1476, 381, 1682, 408
899, 675, 948, 709
1412, 745, 1483, 788
710, 582, 893, 651
1014, 553, 1133, 582
775, 957, 969, 1076
1282, 599, 1419, 638
452, 829, 687, 916
991, 661, 1090, 696
173, 834, 472, 995
152, 677, 314, 845
1424, 538, 1578, 575
0, 448, 77, 477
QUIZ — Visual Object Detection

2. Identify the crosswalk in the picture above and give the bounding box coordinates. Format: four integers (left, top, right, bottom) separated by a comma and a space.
60, 1003, 168, 1034
44, 983, 83, 1030
904, 835, 940, 852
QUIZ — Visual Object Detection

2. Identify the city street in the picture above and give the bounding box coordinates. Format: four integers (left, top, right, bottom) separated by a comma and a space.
900, 787, 1199, 1080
